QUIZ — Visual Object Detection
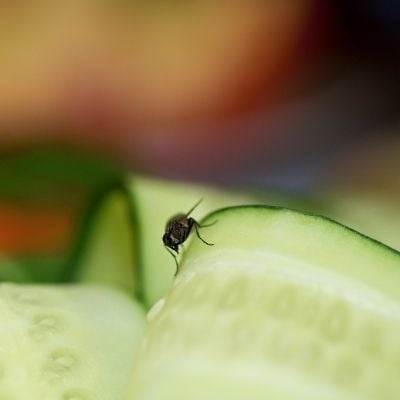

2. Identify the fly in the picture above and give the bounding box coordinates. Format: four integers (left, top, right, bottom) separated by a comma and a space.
163, 198, 215, 275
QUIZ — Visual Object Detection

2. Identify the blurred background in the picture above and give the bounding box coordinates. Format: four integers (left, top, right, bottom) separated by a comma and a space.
0, 0, 399, 273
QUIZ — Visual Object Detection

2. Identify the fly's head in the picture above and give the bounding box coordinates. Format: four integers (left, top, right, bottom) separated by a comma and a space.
162, 232, 179, 252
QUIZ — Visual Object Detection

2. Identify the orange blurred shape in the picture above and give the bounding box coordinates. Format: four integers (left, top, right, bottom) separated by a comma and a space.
0, 201, 74, 256
0, 1, 324, 132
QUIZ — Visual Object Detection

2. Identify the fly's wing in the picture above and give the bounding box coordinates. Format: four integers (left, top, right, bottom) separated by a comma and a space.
165, 198, 202, 229
165, 214, 185, 230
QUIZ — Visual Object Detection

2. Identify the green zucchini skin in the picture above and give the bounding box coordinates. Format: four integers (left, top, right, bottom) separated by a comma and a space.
128, 206, 400, 400
316, 192, 400, 252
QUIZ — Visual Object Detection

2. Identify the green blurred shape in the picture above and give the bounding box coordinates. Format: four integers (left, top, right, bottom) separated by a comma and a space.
0, 146, 119, 285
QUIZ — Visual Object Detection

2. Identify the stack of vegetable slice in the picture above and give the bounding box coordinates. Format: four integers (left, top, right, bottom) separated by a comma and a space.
0, 149, 399, 399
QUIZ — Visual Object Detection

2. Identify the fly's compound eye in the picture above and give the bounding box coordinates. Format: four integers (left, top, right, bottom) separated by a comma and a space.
162, 233, 170, 246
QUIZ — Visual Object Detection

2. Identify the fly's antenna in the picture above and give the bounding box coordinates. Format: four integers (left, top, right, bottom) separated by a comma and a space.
185, 198, 203, 217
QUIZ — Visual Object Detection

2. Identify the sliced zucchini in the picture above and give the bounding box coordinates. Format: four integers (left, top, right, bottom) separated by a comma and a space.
0, 283, 145, 400
128, 206, 400, 400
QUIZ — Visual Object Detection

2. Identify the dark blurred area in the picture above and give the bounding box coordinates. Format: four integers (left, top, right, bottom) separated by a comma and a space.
0, 0, 399, 260
0, 0, 399, 188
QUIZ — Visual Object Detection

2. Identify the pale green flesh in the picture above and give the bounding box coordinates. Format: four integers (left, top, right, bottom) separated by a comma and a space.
129, 206, 400, 400
0, 283, 145, 400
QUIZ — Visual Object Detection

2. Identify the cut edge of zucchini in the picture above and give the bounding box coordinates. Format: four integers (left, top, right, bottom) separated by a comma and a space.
64, 179, 145, 304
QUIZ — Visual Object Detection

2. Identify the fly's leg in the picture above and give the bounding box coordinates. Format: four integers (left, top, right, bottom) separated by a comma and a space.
193, 222, 214, 246
165, 246, 180, 276
197, 220, 217, 228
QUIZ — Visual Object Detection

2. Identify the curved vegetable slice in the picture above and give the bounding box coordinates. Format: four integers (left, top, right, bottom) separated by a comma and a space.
128, 206, 400, 400
0, 283, 145, 399
66, 182, 143, 300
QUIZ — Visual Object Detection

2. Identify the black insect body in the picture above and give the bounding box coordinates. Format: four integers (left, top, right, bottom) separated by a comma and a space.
163, 199, 215, 275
